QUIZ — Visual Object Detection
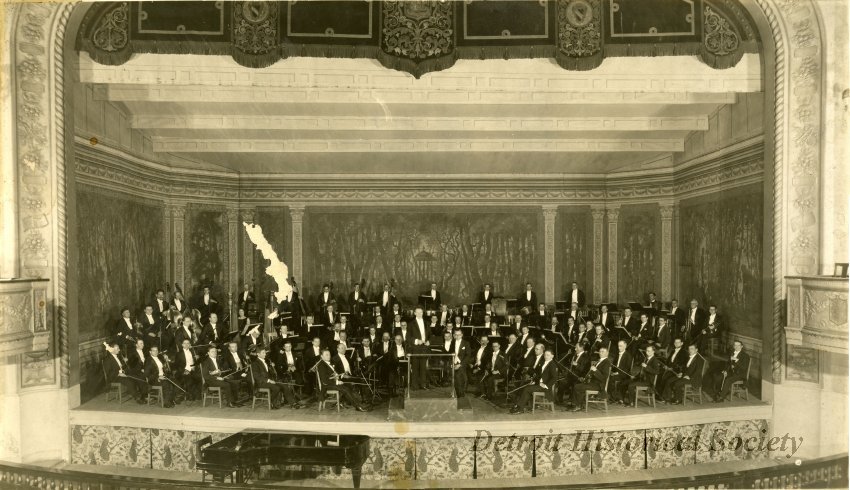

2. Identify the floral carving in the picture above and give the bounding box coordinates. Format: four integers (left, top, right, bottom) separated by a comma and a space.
704, 5, 739, 56
382, 1, 453, 60
92, 2, 129, 53
557, 0, 601, 57
232, 1, 278, 55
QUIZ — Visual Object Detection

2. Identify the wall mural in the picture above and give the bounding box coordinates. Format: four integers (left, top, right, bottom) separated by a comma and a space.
305, 211, 540, 309
559, 210, 589, 299
186, 208, 224, 297
679, 185, 763, 338
619, 207, 659, 303
76, 188, 164, 342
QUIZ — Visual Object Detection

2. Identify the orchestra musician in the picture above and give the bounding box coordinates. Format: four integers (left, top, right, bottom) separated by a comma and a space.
365, 326, 380, 347
575, 322, 591, 346
322, 304, 338, 331
510, 346, 557, 414
144, 345, 175, 408
409, 306, 431, 390
221, 341, 249, 401
154, 289, 170, 319
661, 343, 703, 404
348, 282, 367, 327
126, 338, 148, 375
317, 284, 336, 313
201, 346, 242, 408
697, 305, 723, 352
596, 304, 614, 330
316, 348, 369, 411
470, 335, 490, 392
103, 341, 148, 404
568, 282, 586, 308
532, 303, 549, 329
566, 302, 583, 325
378, 283, 398, 321
624, 345, 662, 407
590, 324, 612, 354
610, 340, 634, 403
656, 338, 688, 400
518, 283, 537, 314
139, 305, 161, 350
332, 343, 366, 400
632, 313, 654, 352
356, 337, 376, 375
503, 333, 522, 369
520, 336, 538, 375
174, 316, 197, 348
684, 299, 708, 344
647, 292, 661, 324
480, 341, 507, 401
113, 307, 137, 350
302, 336, 323, 396
450, 329, 470, 397
174, 338, 202, 401
386, 333, 406, 394
668, 299, 686, 334
707, 340, 750, 402
567, 347, 611, 412
437, 304, 451, 330
654, 317, 673, 354
195, 286, 219, 325
237, 283, 255, 315
171, 291, 189, 317
202, 313, 227, 347
621, 307, 639, 336
477, 283, 494, 307
423, 282, 441, 314
556, 342, 589, 404
252, 346, 297, 410
437, 330, 454, 385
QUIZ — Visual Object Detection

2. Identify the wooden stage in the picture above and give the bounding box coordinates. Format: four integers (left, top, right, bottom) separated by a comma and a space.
71, 393, 771, 438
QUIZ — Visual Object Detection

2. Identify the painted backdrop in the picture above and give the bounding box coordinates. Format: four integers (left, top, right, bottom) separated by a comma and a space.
305, 210, 540, 309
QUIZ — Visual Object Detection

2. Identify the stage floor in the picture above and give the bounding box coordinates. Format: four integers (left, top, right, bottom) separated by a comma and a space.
71, 392, 772, 438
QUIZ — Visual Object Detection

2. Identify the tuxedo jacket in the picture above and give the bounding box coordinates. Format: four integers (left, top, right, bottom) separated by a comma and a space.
568, 351, 591, 378
139, 314, 160, 334
621, 316, 639, 335
476, 291, 494, 306
316, 292, 337, 312
173, 349, 198, 374
422, 291, 441, 310
654, 324, 673, 352
588, 358, 612, 394
251, 358, 276, 386
666, 347, 689, 371
449, 339, 471, 366
103, 354, 130, 383
347, 291, 368, 312
331, 352, 356, 375
518, 291, 538, 312
610, 351, 634, 378
725, 351, 751, 377
535, 361, 558, 400
153, 299, 171, 318
201, 356, 226, 383
596, 312, 615, 330
486, 352, 508, 375
144, 355, 168, 384
221, 350, 248, 373
237, 291, 255, 310
113, 318, 137, 343
682, 356, 705, 387
126, 349, 147, 374
202, 323, 228, 344
567, 288, 586, 307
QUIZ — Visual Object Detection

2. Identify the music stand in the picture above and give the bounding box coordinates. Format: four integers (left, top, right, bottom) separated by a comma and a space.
627, 302, 644, 312
308, 324, 323, 341
555, 301, 568, 313
420, 295, 434, 315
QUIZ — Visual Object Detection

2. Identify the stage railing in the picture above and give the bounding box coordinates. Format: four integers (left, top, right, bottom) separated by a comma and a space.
0, 452, 846, 488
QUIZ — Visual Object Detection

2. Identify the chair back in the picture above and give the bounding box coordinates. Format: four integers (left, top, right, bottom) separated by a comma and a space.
603, 369, 611, 392
315, 369, 322, 391
248, 364, 257, 393
101, 359, 109, 384
744, 356, 752, 381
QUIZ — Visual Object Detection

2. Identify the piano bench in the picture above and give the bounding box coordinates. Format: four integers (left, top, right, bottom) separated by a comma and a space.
252, 388, 272, 411
203, 386, 223, 408
320, 390, 341, 412
585, 390, 608, 413
147, 385, 164, 407
532, 392, 554, 413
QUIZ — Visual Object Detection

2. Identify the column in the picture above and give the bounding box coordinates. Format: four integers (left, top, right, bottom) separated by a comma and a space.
606, 205, 620, 303
171, 204, 186, 287
226, 207, 239, 294
162, 203, 172, 280
542, 205, 557, 304
241, 208, 256, 284
672, 205, 681, 298
590, 205, 606, 304
660, 203, 674, 301
290, 205, 305, 283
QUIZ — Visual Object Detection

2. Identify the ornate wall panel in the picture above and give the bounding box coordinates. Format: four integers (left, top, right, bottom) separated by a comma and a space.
618, 205, 660, 303
185, 207, 225, 297
75, 186, 164, 342
304, 210, 540, 308
558, 208, 590, 300
679, 184, 763, 338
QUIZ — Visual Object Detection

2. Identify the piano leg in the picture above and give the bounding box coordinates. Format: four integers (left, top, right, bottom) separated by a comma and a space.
351, 466, 362, 489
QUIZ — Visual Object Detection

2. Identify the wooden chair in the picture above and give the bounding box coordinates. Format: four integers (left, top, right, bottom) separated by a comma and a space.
196, 436, 237, 483
532, 390, 555, 413
249, 366, 271, 411
147, 385, 164, 407
683, 356, 709, 406
585, 372, 611, 413
102, 360, 130, 404
634, 374, 658, 408
316, 371, 340, 412
730, 357, 752, 401
201, 374, 222, 408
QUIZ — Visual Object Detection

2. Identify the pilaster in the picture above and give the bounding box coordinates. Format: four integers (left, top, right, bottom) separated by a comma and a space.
290, 205, 305, 284
241, 208, 256, 284
590, 205, 606, 304
171, 204, 187, 287
660, 203, 675, 301
606, 205, 621, 303
542, 205, 557, 304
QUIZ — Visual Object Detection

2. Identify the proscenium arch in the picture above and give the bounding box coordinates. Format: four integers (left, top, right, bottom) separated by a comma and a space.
5, 0, 824, 396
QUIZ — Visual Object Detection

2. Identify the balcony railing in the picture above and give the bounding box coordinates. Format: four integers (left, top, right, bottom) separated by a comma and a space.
786, 275, 849, 354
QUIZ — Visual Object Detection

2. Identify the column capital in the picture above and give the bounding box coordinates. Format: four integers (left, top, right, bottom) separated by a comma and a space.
606, 205, 621, 222
659, 202, 675, 220
590, 205, 606, 221
290, 205, 306, 222
225, 207, 240, 222
542, 204, 558, 220
168, 202, 187, 219
240, 208, 256, 222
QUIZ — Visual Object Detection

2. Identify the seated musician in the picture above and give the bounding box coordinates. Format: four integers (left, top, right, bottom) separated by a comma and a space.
437, 304, 451, 329
575, 322, 591, 346
126, 338, 147, 376
140, 305, 160, 350
707, 340, 749, 402
302, 336, 323, 397
374, 331, 393, 390
104, 341, 148, 404
391, 314, 404, 333
241, 325, 262, 356
590, 324, 611, 353
470, 335, 490, 386
503, 333, 522, 372
201, 346, 241, 408
632, 313, 654, 352
624, 345, 662, 407
357, 337, 376, 373
654, 317, 673, 355
174, 338, 202, 401
533, 303, 549, 329
304, 314, 319, 333
482, 314, 496, 333
698, 305, 723, 352
557, 342, 590, 404
458, 304, 472, 325
656, 337, 687, 399
203, 313, 227, 347
567, 302, 583, 325
520, 336, 538, 376
428, 314, 441, 336
621, 307, 639, 336
332, 342, 366, 400
451, 315, 464, 331
450, 329, 470, 397
518, 324, 533, 349
561, 317, 575, 344
477, 304, 497, 325
339, 315, 351, 335
511, 315, 523, 335
144, 345, 175, 408
253, 346, 299, 409
323, 322, 343, 348
611, 340, 634, 403
317, 348, 370, 411
518, 283, 537, 314
336, 330, 350, 351
365, 326, 380, 346
661, 344, 703, 404
596, 304, 614, 330
221, 341, 249, 401
567, 347, 612, 412
171, 291, 189, 317
276, 338, 304, 385
394, 320, 410, 346
488, 320, 501, 338
510, 346, 556, 414
388, 334, 408, 396
389, 303, 403, 324
154, 289, 170, 319
481, 341, 506, 401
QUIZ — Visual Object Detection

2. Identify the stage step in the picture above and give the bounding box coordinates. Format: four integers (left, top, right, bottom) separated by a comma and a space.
387, 395, 473, 421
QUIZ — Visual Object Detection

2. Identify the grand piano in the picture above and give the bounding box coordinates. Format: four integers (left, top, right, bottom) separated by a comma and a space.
197, 430, 370, 488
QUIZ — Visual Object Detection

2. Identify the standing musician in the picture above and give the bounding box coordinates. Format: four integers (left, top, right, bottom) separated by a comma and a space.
480, 341, 506, 401
409, 306, 431, 390
237, 283, 255, 316
510, 346, 557, 414
195, 286, 219, 325
113, 307, 137, 351
424, 282, 441, 315
450, 329, 470, 397
317, 348, 370, 411
201, 346, 242, 408
378, 283, 398, 321
252, 347, 294, 409
437, 330, 455, 386
203, 313, 227, 348
708, 340, 750, 402
174, 338, 202, 401
647, 292, 661, 324
139, 305, 161, 350
103, 341, 148, 404
436, 304, 451, 330
668, 299, 686, 335
144, 345, 175, 408
518, 283, 538, 314
302, 337, 324, 396
610, 340, 634, 404
477, 283, 494, 307
596, 304, 614, 330
662, 344, 704, 404
654, 317, 673, 354
348, 282, 367, 327
387, 333, 408, 396
316, 284, 336, 313
533, 303, 549, 329
568, 282, 586, 308
154, 289, 170, 320
621, 307, 639, 337
567, 347, 612, 412
697, 305, 723, 352
458, 304, 473, 326
684, 299, 708, 344
624, 345, 662, 407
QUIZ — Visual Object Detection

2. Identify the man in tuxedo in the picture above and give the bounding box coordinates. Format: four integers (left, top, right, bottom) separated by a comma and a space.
450, 329, 470, 397
698, 305, 724, 352
251, 347, 284, 410
520, 337, 538, 376
237, 284, 255, 315
203, 313, 227, 347
409, 306, 431, 390
557, 342, 590, 404
171, 291, 189, 317
126, 338, 147, 376
436, 304, 451, 330
477, 283, 494, 307
317, 349, 369, 411
591, 324, 613, 353
625, 345, 662, 406
154, 290, 170, 319
503, 333, 522, 374
656, 337, 687, 397
332, 343, 365, 400
610, 340, 633, 403
708, 340, 750, 402
511, 315, 524, 335
664, 344, 705, 405
221, 341, 249, 399
481, 341, 507, 400
201, 346, 241, 408
668, 299, 686, 333
378, 283, 398, 321
316, 284, 336, 313
322, 304, 338, 331
647, 292, 661, 324
113, 307, 137, 350
174, 338, 201, 400
633, 313, 654, 352
348, 282, 367, 323
654, 317, 673, 354
196, 286, 219, 325
621, 307, 639, 336
568, 282, 586, 308
387, 333, 408, 395
458, 304, 472, 326
302, 336, 323, 396
356, 337, 377, 377
518, 283, 537, 313
144, 345, 175, 408
596, 304, 614, 330
533, 303, 549, 329
568, 347, 612, 411
424, 283, 441, 314
241, 326, 263, 356
567, 302, 583, 325
685, 299, 708, 344
437, 330, 455, 386
103, 341, 148, 404
139, 305, 161, 350
511, 346, 557, 414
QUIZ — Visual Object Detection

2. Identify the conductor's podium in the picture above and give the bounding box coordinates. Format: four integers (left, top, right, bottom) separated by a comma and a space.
387, 386, 473, 421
